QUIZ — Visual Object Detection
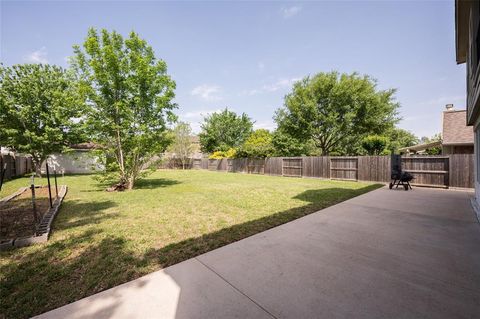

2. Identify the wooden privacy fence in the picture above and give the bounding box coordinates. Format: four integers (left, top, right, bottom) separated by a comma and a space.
190, 154, 475, 189
330, 157, 358, 181
282, 158, 302, 177
0, 154, 33, 180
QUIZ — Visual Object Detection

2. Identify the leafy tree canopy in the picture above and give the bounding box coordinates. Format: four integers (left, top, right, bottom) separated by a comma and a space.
199, 108, 253, 153
361, 135, 388, 155
386, 127, 419, 154
0, 63, 85, 176
167, 122, 194, 169
72, 28, 176, 189
236, 129, 275, 158
209, 148, 237, 159
274, 71, 399, 155
271, 129, 316, 157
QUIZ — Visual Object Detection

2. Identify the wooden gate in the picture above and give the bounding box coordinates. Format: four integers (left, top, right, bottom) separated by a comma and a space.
192, 158, 202, 169
401, 156, 449, 188
282, 158, 303, 177
330, 157, 358, 181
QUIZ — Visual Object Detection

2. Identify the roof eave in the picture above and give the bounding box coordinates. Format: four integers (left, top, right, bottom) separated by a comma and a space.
456, 0, 470, 64
398, 141, 443, 152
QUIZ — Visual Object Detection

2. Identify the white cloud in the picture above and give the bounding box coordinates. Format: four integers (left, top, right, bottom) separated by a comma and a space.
262, 77, 301, 92
182, 109, 222, 119
179, 109, 223, 134
191, 84, 222, 101
239, 77, 301, 96
258, 62, 265, 72
282, 6, 302, 19
240, 89, 262, 96
24, 47, 48, 64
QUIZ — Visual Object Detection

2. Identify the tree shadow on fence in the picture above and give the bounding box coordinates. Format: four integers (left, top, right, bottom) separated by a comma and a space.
0, 184, 382, 318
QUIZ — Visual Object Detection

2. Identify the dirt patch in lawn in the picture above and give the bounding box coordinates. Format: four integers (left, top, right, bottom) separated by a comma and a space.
0, 187, 51, 240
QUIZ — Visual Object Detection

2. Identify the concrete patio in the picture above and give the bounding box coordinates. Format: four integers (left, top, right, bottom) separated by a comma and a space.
35, 187, 480, 319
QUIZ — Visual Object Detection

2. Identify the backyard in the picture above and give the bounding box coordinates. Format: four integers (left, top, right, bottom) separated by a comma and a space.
0, 170, 380, 318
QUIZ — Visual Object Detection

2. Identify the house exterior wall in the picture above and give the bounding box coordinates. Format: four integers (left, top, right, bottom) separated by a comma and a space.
457, 0, 480, 206
442, 144, 474, 154
41, 151, 104, 174
463, 1, 480, 126
474, 121, 480, 204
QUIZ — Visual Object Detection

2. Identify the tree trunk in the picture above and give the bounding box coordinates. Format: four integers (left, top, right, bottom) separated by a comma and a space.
32, 157, 44, 177
126, 176, 134, 190
116, 129, 125, 174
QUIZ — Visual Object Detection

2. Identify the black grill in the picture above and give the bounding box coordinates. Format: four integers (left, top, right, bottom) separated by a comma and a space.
390, 155, 413, 191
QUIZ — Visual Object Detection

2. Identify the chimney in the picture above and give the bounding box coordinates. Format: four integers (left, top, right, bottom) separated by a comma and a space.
445, 104, 454, 111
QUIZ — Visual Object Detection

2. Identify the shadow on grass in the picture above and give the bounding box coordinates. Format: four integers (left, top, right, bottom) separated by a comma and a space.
134, 178, 182, 190
79, 177, 182, 192
54, 199, 119, 231
0, 184, 382, 318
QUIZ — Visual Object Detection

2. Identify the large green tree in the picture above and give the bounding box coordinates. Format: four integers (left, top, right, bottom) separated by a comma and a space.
167, 122, 194, 169
274, 71, 399, 155
272, 129, 316, 156
361, 135, 388, 155
386, 127, 419, 154
199, 108, 253, 153
72, 28, 176, 189
0, 64, 85, 176
236, 129, 275, 158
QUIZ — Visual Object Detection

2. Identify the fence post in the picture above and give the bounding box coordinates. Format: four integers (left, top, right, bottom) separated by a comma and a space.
445, 156, 450, 188
0, 163, 6, 191
30, 174, 39, 226
54, 168, 58, 198
46, 162, 53, 208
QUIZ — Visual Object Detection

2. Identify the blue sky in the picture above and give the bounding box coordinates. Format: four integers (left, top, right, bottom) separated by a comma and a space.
1, 0, 466, 137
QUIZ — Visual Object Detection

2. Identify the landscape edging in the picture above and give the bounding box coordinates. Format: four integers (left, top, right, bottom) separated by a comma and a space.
0, 185, 68, 250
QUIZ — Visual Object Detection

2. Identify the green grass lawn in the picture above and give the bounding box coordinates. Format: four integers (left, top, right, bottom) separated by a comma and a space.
0, 170, 381, 318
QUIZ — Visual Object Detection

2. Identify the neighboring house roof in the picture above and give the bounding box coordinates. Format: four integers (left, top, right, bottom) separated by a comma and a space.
442, 110, 473, 145
70, 142, 100, 151
398, 141, 442, 153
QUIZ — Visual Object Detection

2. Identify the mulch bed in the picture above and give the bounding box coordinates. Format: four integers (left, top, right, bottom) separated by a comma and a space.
0, 187, 52, 240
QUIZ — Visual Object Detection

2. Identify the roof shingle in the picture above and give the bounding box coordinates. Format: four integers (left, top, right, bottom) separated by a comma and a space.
442, 110, 473, 145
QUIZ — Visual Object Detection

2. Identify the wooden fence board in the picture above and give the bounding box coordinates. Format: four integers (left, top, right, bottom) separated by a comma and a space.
282, 158, 302, 177
449, 154, 474, 188
247, 159, 265, 174
0, 155, 33, 180
358, 156, 391, 182
330, 157, 358, 180
229, 158, 248, 173
402, 156, 449, 188
302, 156, 330, 178
192, 154, 474, 189
264, 157, 283, 176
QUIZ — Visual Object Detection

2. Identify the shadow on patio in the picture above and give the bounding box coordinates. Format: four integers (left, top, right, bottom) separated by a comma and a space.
0, 184, 381, 318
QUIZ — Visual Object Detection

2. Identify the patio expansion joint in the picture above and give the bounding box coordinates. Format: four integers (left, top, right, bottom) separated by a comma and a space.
194, 257, 278, 319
